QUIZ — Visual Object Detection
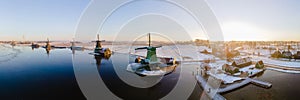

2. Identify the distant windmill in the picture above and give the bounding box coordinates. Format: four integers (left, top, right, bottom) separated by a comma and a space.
92, 34, 111, 59
46, 38, 51, 50
93, 34, 105, 53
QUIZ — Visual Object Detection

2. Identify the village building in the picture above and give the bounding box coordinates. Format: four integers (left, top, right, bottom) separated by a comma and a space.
222, 64, 239, 74
232, 57, 252, 68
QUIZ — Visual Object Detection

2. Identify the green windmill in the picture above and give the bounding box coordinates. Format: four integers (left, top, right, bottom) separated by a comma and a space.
135, 33, 162, 64
129, 33, 176, 76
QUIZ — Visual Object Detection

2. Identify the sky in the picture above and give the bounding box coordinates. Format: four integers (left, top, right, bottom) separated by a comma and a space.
0, 0, 90, 41
0, 0, 299, 41
208, 0, 300, 41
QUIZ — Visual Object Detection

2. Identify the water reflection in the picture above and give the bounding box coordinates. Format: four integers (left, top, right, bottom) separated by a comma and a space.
2, 44, 300, 99
223, 70, 300, 100
70, 46, 85, 55
0, 44, 21, 64
94, 54, 111, 68
95, 55, 102, 67
93, 53, 179, 100
71, 49, 84, 55
31, 47, 36, 50
256, 70, 265, 77
31, 43, 40, 50
45, 48, 51, 56
72, 49, 75, 55
0, 45, 85, 99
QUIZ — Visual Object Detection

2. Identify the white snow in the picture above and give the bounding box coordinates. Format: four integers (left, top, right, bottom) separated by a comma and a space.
139, 70, 166, 76
112, 44, 217, 61
206, 65, 264, 84
267, 67, 300, 74
238, 46, 300, 68
113, 44, 300, 75
207, 71, 243, 84
250, 56, 300, 68
239, 65, 264, 76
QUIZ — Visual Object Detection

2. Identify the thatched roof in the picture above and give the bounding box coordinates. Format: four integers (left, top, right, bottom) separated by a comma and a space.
232, 57, 252, 68
271, 50, 282, 58
282, 51, 293, 58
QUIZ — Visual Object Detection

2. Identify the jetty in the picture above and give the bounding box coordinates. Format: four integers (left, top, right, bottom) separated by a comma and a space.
216, 78, 251, 93
195, 75, 272, 99
217, 78, 271, 93
250, 78, 272, 88
195, 75, 226, 100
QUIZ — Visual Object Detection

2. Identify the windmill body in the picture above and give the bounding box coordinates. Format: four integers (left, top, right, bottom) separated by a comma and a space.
91, 34, 112, 59
127, 33, 177, 76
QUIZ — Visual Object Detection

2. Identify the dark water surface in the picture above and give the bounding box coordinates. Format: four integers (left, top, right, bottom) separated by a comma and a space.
0, 45, 84, 99
0, 45, 201, 100
1, 45, 300, 100
223, 70, 300, 100
72, 49, 200, 100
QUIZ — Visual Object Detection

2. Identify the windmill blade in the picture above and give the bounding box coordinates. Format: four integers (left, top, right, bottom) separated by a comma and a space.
154, 45, 162, 48
135, 47, 148, 50
92, 40, 105, 42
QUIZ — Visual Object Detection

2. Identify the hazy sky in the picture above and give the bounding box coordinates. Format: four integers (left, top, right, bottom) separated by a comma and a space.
209, 0, 300, 41
0, 0, 299, 41
0, 0, 89, 41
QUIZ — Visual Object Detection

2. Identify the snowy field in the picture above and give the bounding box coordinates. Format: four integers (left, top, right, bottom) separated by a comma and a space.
251, 56, 300, 68
106, 44, 300, 69
239, 47, 300, 68
111, 44, 216, 62
206, 64, 264, 84
12, 42, 300, 70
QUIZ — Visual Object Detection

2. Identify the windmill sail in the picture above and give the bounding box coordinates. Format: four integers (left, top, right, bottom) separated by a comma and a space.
134, 33, 162, 63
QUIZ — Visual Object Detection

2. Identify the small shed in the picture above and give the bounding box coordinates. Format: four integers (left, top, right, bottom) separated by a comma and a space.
282, 51, 293, 59
222, 64, 239, 74
271, 50, 282, 58
255, 60, 265, 69
294, 51, 300, 59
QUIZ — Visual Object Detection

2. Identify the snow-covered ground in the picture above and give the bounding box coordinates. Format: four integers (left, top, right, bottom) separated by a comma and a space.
234, 46, 300, 74
16, 41, 300, 69
238, 47, 300, 68
267, 67, 300, 74
207, 72, 243, 84
111, 44, 216, 61
206, 64, 264, 84
251, 56, 300, 68
111, 44, 300, 69
240, 49, 299, 57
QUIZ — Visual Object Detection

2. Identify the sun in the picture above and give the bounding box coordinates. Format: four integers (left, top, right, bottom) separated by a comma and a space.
221, 21, 269, 41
